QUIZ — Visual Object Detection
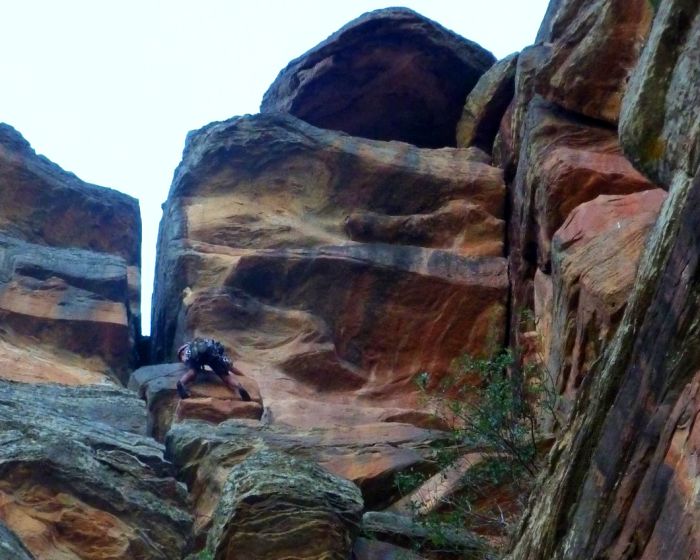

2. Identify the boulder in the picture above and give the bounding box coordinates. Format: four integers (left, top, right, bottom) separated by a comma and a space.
620, 0, 700, 187
0, 124, 141, 384
456, 52, 518, 152
152, 113, 507, 428
0, 381, 192, 559
533, 0, 653, 123
166, 418, 446, 531
193, 446, 363, 560
547, 190, 666, 417
129, 363, 263, 440
260, 8, 495, 148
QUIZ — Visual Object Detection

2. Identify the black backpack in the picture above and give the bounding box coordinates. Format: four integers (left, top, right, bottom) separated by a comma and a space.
189, 338, 225, 362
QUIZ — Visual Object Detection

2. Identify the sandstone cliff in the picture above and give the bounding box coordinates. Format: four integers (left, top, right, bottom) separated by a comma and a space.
2, 1, 700, 559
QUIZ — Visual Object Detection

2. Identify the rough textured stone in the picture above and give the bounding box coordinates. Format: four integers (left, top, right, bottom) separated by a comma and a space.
0, 521, 34, 560
456, 53, 518, 153
196, 446, 363, 560
0, 381, 191, 559
533, 0, 653, 123
152, 113, 507, 429
620, 0, 700, 187
362, 511, 492, 558
353, 537, 427, 560
261, 8, 495, 148
129, 363, 263, 440
547, 190, 666, 418
508, 99, 656, 359
166, 418, 445, 539
0, 124, 141, 384
0, 234, 134, 384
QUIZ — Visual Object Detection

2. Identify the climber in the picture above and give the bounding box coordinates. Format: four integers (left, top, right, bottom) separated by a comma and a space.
176, 337, 252, 402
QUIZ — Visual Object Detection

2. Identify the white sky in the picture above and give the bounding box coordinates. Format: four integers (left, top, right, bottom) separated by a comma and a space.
0, 1, 550, 334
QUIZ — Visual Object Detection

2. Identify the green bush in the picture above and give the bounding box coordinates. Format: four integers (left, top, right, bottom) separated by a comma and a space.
394, 344, 556, 557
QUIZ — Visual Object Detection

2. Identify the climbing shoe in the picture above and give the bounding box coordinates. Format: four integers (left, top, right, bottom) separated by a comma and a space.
176, 381, 190, 399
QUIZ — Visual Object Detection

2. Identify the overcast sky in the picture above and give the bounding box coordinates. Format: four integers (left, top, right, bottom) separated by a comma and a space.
0, 1, 550, 333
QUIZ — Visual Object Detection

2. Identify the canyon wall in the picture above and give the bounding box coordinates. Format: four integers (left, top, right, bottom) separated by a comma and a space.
2, 1, 700, 558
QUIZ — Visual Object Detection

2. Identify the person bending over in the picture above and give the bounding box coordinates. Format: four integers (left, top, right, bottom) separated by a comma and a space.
176, 337, 251, 401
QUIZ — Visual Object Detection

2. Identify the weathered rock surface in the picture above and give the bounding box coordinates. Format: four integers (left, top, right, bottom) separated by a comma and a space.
620, 0, 700, 188
166, 418, 445, 536
0, 234, 134, 384
0, 521, 34, 560
508, 99, 656, 361
261, 8, 495, 148
195, 446, 363, 560
533, 0, 653, 123
152, 112, 507, 429
0, 380, 191, 559
546, 189, 666, 417
361, 511, 492, 559
129, 363, 263, 440
508, 2, 700, 556
457, 53, 518, 152
0, 124, 141, 384
353, 538, 427, 560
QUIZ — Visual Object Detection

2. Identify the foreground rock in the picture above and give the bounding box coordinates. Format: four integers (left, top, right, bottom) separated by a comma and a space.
129, 363, 263, 439
0, 521, 34, 560
362, 511, 493, 559
194, 447, 363, 560
508, 3, 700, 556
152, 113, 507, 427
0, 381, 191, 559
166, 418, 445, 531
0, 124, 141, 384
261, 8, 495, 148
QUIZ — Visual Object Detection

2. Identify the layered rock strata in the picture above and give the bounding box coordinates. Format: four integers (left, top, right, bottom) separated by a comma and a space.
0, 125, 141, 384
261, 7, 495, 148
0, 381, 191, 559
152, 112, 508, 428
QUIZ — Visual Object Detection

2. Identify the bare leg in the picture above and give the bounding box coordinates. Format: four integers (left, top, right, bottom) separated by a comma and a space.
177, 368, 197, 399
221, 372, 251, 401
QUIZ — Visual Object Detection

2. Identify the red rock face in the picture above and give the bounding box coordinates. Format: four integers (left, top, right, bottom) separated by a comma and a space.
152, 113, 507, 430
508, 2, 700, 556
548, 189, 666, 416
0, 124, 141, 384
534, 0, 653, 123
508, 100, 656, 361
261, 8, 495, 148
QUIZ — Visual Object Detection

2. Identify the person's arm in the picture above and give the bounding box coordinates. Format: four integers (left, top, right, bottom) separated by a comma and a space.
228, 363, 245, 377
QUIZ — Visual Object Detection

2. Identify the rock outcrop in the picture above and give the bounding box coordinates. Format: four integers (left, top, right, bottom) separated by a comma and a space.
129, 363, 263, 440
507, 0, 700, 558
456, 52, 518, 153
0, 381, 191, 559
533, 0, 653, 123
261, 8, 495, 148
152, 112, 508, 430
0, 125, 141, 384
195, 447, 363, 560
